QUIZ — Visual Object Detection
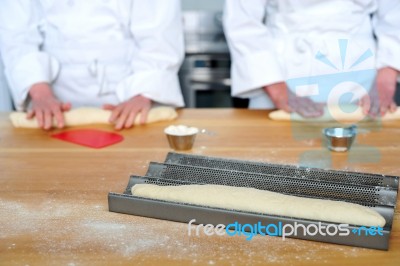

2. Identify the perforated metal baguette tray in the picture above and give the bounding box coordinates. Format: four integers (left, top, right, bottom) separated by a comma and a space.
108, 152, 399, 250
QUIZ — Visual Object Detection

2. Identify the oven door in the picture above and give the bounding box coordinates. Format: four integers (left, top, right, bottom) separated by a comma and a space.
179, 55, 248, 108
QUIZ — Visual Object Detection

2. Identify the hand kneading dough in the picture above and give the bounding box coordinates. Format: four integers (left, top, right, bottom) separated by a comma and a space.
131, 184, 385, 227
9, 106, 177, 128
269, 105, 400, 122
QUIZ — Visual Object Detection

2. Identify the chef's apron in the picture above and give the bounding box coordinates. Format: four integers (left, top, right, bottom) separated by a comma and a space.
42, 39, 134, 108
38, 0, 135, 108
249, 6, 377, 109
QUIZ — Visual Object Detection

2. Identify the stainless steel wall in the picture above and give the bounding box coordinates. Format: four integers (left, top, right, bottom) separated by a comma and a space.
182, 0, 224, 11
0, 52, 13, 111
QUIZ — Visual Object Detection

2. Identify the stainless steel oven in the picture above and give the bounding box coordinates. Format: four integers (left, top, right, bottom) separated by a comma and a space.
180, 54, 232, 107
179, 11, 248, 108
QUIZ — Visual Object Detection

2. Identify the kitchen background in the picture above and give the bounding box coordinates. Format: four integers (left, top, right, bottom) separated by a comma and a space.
182, 0, 224, 11
0, 0, 398, 111
180, 0, 248, 108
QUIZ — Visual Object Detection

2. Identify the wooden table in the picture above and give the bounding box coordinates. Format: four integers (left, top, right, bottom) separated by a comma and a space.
0, 109, 399, 265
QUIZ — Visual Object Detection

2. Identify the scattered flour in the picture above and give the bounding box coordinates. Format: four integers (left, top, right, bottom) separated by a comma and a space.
0, 196, 373, 265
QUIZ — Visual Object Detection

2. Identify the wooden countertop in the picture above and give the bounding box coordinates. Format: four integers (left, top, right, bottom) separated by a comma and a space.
0, 108, 399, 265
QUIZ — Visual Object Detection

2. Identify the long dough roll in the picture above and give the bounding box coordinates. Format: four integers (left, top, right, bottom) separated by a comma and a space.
269, 105, 400, 122
131, 184, 386, 227
9, 106, 177, 128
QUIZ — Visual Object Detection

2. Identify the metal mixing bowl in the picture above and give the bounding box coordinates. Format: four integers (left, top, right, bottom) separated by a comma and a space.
165, 133, 198, 151
322, 125, 357, 152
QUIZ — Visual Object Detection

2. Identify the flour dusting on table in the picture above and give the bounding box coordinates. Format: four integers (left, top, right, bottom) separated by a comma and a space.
0, 197, 371, 265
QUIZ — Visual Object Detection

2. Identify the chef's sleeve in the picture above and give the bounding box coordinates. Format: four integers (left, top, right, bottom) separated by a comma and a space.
116, 0, 185, 107
0, 0, 60, 111
373, 0, 400, 71
223, 0, 285, 98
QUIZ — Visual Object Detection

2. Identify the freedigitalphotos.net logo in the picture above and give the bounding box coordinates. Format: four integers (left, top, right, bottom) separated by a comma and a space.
187, 219, 384, 241
288, 39, 375, 120
287, 39, 381, 168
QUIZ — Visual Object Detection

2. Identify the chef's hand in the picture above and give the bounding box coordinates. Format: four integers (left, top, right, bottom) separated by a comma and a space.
264, 82, 324, 118
103, 95, 152, 130
27, 82, 71, 130
360, 67, 398, 118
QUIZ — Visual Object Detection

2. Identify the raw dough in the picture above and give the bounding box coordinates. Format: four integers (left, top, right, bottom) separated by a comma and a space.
269, 105, 400, 122
131, 184, 386, 227
9, 106, 177, 128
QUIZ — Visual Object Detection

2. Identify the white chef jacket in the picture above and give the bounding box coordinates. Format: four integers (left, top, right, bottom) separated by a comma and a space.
0, 0, 185, 111
223, 0, 400, 109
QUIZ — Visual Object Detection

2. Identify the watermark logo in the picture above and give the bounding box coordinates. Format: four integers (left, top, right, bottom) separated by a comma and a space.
288, 39, 375, 120
188, 219, 384, 241
351, 226, 384, 236
287, 39, 381, 168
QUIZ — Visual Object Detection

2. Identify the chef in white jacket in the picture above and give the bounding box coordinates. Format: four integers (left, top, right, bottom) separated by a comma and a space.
224, 0, 400, 118
0, 0, 185, 130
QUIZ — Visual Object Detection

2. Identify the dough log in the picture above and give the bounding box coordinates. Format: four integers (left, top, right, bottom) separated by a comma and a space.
131, 184, 386, 227
9, 106, 178, 128
269, 105, 400, 122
